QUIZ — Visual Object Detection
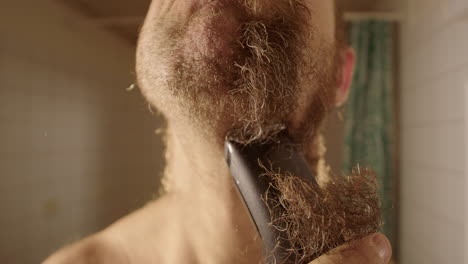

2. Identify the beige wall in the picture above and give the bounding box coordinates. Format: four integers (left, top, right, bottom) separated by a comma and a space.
339, 0, 404, 12
0, 0, 164, 263
389, 0, 467, 263
373, 0, 405, 12
339, 0, 374, 12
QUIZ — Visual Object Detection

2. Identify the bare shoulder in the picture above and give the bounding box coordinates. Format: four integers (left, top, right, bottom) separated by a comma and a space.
44, 195, 179, 264
43, 232, 128, 264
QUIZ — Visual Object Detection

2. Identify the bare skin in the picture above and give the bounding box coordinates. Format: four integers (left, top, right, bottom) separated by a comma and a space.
44, 0, 392, 263
44, 127, 392, 264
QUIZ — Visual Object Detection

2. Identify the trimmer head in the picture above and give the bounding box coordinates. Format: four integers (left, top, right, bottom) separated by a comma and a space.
224, 133, 317, 263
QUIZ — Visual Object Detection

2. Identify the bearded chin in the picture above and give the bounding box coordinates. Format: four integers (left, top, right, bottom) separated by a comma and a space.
164, 0, 336, 145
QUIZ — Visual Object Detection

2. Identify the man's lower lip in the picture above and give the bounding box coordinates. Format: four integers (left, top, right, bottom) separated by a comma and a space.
183, 1, 243, 58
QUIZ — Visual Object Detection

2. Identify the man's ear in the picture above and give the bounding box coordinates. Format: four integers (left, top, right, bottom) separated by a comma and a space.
335, 47, 356, 107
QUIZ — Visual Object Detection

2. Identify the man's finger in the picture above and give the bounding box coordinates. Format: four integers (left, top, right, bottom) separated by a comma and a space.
310, 233, 392, 264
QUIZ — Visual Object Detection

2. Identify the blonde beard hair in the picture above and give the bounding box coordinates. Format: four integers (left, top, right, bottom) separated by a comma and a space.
314, 134, 332, 187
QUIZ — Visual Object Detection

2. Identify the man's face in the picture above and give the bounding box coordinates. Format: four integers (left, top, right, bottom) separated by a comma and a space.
136, 0, 341, 144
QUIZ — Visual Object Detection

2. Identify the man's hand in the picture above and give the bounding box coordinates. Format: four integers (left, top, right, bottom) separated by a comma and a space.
311, 233, 392, 264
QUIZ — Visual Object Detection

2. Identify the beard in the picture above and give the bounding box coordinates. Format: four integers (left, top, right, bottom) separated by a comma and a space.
137, 0, 338, 146
137, 0, 382, 263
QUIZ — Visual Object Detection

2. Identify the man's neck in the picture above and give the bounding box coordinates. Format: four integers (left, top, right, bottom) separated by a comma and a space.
161, 123, 263, 264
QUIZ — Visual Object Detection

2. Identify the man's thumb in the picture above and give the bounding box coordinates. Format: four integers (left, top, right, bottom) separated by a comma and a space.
310, 233, 392, 264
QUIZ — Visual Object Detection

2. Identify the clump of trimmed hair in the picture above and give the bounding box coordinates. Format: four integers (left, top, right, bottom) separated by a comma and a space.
262, 165, 382, 263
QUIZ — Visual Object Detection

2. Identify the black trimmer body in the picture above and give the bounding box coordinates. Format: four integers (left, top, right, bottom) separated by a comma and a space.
224, 134, 317, 263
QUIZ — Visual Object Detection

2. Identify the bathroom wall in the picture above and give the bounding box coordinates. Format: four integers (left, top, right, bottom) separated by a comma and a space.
329, 1, 467, 262
339, 0, 374, 12
384, 0, 467, 263
0, 0, 164, 263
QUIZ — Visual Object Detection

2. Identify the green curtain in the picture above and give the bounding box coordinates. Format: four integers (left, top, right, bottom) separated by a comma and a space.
343, 20, 395, 245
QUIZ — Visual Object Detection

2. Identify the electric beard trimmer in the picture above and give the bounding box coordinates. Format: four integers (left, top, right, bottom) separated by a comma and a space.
224, 131, 318, 264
